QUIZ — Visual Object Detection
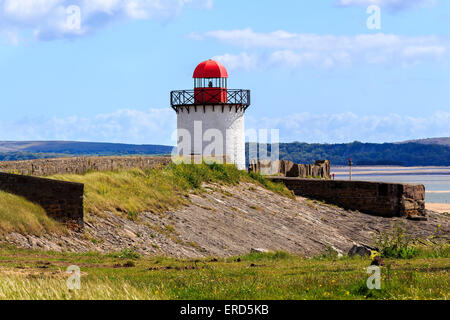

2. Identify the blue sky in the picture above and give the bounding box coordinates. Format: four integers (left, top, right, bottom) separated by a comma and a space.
0, 0, 449, 145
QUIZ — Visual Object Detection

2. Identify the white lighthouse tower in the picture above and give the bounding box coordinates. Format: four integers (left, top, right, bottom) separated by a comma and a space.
171, 60, 251, 170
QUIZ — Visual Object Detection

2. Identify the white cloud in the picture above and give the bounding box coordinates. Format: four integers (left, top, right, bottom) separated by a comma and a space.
0, 108, 177, 145
212, 52, 257, 71
1, 108, 448, 144
194, 28, 449, 69
335, 0, 437, 11
246, 111, 450, 143
0, 0, 213, 41
402, 45, 446, 58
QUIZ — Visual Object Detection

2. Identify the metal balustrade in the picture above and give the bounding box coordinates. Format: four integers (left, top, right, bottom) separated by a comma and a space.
171, 89, 251, 111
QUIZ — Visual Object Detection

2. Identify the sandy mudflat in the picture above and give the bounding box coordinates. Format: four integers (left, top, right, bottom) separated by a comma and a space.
426, 203, 450, 213
333, 166, 450, 170
426, 190, 450, 194
334, 167, 450, 175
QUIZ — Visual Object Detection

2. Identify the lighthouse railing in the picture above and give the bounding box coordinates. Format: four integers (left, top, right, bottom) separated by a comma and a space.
171, 89, 250, 109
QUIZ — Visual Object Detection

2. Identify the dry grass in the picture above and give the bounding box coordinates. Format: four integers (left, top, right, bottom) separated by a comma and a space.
0, 276, 160, 300
51, 168, 188, 217
0, 191, 63, 236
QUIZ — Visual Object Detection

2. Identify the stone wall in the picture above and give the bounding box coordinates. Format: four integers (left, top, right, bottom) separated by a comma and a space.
0, 172, 84, 226
249, 159, 331, 179
0, 156, 172, 176
268, 177, 425, 218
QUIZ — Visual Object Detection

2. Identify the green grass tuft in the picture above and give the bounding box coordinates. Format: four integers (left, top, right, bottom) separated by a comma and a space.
107, 249, 141, 260
0, 191, 63, 236
376, 223, 420, 259
246, 171, 295, 198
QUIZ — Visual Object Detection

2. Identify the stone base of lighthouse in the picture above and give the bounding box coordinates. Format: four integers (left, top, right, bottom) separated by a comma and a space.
177, 105, 246, 170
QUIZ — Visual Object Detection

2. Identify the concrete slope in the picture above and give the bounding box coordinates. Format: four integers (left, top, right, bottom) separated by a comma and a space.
2, 182, 448, 258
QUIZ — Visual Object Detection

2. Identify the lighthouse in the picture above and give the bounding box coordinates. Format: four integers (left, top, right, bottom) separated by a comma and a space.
171, 60, 251, 170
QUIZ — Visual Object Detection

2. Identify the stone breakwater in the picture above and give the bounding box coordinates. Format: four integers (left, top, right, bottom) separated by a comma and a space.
269, 177, 426, 218
249, 159, 331, 179
0, 156, 172, 176
3, 181, 446, 257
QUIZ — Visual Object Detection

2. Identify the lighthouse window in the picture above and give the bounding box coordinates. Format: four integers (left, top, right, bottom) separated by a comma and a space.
194, 78, 227, 88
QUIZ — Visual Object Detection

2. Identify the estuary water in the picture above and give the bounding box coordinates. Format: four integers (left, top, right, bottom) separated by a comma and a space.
332, 166, 450, 204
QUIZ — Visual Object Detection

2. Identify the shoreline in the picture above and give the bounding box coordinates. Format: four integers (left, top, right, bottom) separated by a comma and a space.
426, 203, 450, 213
333, 169, 450, 175
332, 166, 450, 169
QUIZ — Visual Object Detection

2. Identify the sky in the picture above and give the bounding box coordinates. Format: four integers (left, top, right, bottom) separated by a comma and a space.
0, 0, 449, 145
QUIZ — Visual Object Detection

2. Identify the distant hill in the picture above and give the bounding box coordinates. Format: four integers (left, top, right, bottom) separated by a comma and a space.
249, 141, 450, 166
0, 141, 174, 161
1, 140, 449, 166
397, 137, 450, 147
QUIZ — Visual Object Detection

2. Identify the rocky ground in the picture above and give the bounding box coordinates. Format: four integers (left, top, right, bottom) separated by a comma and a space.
2, 182, 449, 258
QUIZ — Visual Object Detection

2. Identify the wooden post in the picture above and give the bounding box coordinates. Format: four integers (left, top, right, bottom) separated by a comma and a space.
348, 158, 353, 181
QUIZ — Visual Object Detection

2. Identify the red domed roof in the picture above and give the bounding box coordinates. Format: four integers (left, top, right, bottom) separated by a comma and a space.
193, 59, 228, 78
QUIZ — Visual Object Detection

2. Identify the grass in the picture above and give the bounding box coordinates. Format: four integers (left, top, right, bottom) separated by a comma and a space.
1, 163, 447, 300
0, 246, 447, 300
0, 191, 64, 236
49, 163, 293, 218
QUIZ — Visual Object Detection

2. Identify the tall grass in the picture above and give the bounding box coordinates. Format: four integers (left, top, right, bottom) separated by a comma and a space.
0, 191, 63, 235
0, 276, 160, 300
51, 168, 187, 216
